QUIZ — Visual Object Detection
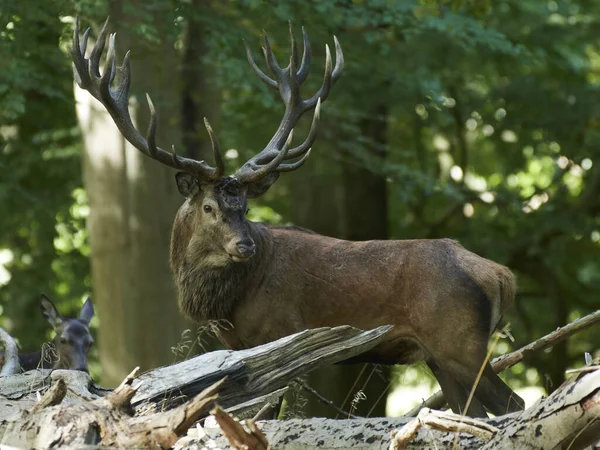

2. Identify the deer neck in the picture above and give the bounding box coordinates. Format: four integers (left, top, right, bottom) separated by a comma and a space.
176, 222, 273, 323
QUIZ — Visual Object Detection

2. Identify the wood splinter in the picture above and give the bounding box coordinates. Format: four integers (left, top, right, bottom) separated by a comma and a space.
30, 378, 68, 414
105, 366, 140, 413
212, 404, 271, 450
390, 408, 499, 450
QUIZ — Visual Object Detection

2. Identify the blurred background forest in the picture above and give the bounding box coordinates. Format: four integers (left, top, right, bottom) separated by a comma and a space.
1, 0, 599, 418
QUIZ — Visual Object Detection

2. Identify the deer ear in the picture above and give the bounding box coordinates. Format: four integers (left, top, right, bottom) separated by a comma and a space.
245, 173, 280, 199
175, 172, 199, 198
40, 294, 64, 329
79, 297, 95, 324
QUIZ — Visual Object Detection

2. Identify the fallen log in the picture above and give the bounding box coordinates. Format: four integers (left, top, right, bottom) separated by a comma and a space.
130, 325, 392, 414
1, 369, 223, 449
189, 368, 600, 450
0, 326, 390, 448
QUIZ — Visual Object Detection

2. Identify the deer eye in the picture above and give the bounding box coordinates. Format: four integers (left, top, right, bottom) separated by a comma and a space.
203, 205, 213, 213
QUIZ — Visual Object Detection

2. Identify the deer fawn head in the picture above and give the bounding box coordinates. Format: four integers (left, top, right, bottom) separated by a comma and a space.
40, 294, 95, 372
70, 18, 342, 267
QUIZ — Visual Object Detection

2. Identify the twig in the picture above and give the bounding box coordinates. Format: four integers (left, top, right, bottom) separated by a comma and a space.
252, 402, 277, 421
407, 309, 600, 416
566, 365, 600, 375
0, 327, 20, 376
297, 380, 359, 419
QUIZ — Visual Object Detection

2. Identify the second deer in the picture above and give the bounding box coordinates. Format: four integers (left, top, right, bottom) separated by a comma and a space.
1, 294, 95, 373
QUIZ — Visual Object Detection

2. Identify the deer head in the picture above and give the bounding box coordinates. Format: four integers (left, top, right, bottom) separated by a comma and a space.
69, 18, 342, 266
40, 294, 95, 372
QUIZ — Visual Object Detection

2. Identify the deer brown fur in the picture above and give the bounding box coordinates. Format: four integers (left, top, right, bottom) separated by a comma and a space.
71, 17, 524, 417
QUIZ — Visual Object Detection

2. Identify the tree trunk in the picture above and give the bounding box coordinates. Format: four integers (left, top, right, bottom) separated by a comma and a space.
178, 0, 224, 356
75, 3, 189, 386
181, 0, 220, 162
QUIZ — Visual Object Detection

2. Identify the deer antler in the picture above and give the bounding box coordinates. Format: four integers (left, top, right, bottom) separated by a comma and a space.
69, 17, 224, 181
235, 22, 344, 184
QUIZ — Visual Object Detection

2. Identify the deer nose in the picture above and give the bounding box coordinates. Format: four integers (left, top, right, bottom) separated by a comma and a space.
236, 239, 256, 258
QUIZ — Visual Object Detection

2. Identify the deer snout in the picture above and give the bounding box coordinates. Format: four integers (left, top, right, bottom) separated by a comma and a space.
237, 240, 256, 257
226, 238, 256, 262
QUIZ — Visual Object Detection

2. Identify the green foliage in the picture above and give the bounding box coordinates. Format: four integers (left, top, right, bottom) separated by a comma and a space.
1, 0, 599, 400
0, 0, 90, 350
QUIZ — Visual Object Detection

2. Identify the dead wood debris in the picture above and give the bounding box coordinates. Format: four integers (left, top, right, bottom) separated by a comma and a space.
390, 408, 499, 450
0, 327, 20, 376
212, 404, 271, 450
0, 370, 224, 449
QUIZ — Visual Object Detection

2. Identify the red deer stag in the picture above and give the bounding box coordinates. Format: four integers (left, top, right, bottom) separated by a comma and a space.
70, 18, 524, 417
0, 294, 94, 373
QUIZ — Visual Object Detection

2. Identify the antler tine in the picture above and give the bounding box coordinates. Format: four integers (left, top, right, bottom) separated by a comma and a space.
296, 27, 311, 83
70, 19, 88, 89
261, 32, 283, 75
70, 17, 224, 181
107, 33, 118, 85
235, 25, 343, 185
277, 148, 312, 172
80, 26, 90, 55
146, 94, 159, 158
332, 36, 343, 80
244, 40, 277, 89
114, 50, 132, 107
204, 118, 225, 178
89, 18, 110, 78
304, 40, 343, 109
284, 98, 321, 160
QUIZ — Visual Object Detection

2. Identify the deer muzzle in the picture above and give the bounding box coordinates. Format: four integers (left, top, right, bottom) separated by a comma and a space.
227, 238, 256, 262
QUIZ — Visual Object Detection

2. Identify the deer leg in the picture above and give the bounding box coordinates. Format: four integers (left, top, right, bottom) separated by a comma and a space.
426, 360, 488, 417
443, 356, 525, 417
481, 362, 525, 414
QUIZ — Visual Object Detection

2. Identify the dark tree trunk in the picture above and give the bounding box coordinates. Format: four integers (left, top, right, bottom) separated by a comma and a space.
181, 0, 220, 162
179, 0, 223, 355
